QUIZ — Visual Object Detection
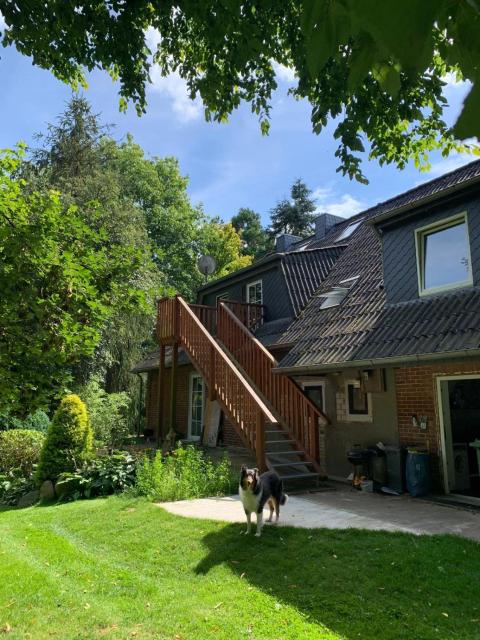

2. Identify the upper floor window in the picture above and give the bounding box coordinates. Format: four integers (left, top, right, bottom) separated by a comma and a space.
415, 213, 472, 296
247, 280, 263, 305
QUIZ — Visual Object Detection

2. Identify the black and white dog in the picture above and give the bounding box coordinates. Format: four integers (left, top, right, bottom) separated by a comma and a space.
239, 466, 288, 537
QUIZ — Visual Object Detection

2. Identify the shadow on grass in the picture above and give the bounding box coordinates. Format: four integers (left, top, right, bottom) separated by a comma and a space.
195, 521, 480, 640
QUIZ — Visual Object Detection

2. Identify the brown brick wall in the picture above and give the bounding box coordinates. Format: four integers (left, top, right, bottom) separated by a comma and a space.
394, 359, 480, 491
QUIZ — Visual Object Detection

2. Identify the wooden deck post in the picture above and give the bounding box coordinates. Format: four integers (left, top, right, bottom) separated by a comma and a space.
169, 341, 179, 433
208, 345, 216, 401
256, 410, 266, 472
156, 344, 166, 447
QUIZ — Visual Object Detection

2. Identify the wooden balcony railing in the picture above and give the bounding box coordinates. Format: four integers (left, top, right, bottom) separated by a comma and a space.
157, 296, 276, 470
217, 302, 328, 469
189, 303, 218, 336
222, 299, 265, 332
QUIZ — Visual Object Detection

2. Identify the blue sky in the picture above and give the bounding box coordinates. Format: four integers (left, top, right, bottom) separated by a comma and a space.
0, 37, 473, 226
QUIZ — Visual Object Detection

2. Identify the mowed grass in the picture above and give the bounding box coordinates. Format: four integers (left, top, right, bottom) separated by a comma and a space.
1, 498, 480, 639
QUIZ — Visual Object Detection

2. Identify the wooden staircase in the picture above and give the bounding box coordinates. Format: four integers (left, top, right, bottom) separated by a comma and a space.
157, 296, 328, 485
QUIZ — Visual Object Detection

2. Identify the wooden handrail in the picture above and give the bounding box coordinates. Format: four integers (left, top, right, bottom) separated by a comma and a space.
217, 301, 328, 468
157, 296, 275, 470
222, 299, 265, 331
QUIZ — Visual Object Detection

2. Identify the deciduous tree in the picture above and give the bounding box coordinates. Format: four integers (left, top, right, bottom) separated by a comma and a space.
1, 1, 479, 181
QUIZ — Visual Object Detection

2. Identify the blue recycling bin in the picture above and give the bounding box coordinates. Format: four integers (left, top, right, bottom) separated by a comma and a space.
406, 449, 430, 497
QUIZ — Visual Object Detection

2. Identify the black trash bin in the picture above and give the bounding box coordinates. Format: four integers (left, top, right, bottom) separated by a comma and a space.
368, 446, 388, 489
384, 445, 406, 493
406, 448, 430, 497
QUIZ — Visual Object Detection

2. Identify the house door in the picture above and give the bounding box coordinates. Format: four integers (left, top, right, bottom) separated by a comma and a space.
438, 376, 480, 497
188, 373, 204, 441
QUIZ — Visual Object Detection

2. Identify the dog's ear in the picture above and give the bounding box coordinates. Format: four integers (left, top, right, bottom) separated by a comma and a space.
240, 465, 247, 476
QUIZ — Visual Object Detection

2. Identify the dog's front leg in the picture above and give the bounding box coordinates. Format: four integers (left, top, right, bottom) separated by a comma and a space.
244, 511, 252, 534
255, 510, 263, 537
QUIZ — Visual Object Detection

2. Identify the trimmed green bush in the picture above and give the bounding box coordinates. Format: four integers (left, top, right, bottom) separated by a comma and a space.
22, 410, 51, 433
0, 429, 45, 475
36, 395, 93, 483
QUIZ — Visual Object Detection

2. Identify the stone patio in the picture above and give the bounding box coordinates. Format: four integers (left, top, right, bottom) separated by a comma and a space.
158, 483, 480, 541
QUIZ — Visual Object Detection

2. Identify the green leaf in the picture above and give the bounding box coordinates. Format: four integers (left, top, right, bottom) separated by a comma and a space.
453, 80, 480, 139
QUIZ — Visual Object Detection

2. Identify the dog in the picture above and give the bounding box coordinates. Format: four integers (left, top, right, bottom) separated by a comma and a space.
239, 466, 288, 537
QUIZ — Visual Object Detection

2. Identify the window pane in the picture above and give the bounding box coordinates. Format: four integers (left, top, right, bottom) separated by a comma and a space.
305, 386, 324, 411
247, 282, 262, 304
423, 221, 469, 290
348, 385, 368, 415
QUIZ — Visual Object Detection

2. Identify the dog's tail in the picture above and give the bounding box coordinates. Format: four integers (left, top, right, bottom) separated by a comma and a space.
279, 480, 288, 505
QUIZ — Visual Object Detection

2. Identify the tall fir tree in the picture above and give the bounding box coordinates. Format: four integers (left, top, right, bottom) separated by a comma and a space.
269, 179, 316, 238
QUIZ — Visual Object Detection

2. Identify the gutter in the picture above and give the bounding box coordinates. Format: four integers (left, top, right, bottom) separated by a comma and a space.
367, 174, 480, 227
273, 347, 480, 375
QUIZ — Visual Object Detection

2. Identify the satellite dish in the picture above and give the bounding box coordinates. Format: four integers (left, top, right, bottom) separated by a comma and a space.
197, 255, 216, 282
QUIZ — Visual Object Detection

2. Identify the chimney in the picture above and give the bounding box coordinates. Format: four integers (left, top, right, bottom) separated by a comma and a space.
314, 212, 344, 240
275, 233, 302, 253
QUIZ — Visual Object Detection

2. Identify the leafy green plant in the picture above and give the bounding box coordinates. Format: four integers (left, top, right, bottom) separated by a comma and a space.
56, 452, 137, 501
134, 444, 236, 502
0, 429, 45, 476
77, 377, 131, 447
0, 472, 36, 506
36, 395, 93, 483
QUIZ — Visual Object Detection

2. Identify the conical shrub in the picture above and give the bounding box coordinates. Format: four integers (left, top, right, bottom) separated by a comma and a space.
36, 394, 93, 483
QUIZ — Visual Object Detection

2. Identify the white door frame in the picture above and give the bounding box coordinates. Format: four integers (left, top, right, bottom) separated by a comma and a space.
436, 373, 480, 494
188, 372, 204, 441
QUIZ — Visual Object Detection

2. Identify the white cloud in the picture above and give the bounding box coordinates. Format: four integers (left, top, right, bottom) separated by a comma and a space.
149, 67, 203, 122
0, 12, 6, 31
144, 26, 203, 123
145, 26, 161, 52
422, 153, 474, 179
313, 186, 366, 218
271, 61, 296, 83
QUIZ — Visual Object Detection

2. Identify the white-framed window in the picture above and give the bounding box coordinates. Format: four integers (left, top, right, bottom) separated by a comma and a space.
345, 380, 372, 422
300, 379, 326, 413
247, 279, 263, 305
415, 213, 472, 296
216, 292, 229, 305
188, 373, 204, 441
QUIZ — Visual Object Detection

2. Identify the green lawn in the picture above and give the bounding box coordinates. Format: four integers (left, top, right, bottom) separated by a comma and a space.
1, 498, 479, 639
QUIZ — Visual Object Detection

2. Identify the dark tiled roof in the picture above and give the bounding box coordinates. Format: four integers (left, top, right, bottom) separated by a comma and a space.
277, 160, 480, 371
253, 317, 294, 347
354, 288, 480, 361
281, 246, 345, 315
278, 222, 386, 368
131, 347, 190, 373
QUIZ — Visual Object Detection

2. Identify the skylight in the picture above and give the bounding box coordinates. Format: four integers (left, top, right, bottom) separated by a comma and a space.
319, 287, 349, 309
336, 219, 363, 241
319, 276, 358, 309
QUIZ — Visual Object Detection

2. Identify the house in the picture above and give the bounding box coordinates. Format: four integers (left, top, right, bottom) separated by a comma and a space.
133, 159, 480, 500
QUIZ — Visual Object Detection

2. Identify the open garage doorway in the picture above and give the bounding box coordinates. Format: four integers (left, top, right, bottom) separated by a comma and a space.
438, 375, 480, 500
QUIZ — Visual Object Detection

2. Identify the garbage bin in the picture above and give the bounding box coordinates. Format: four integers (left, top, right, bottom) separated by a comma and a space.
406, 448, 429, 497
368, 446, 388, 488
469, 439, 480, 473
384, 445, 406, 493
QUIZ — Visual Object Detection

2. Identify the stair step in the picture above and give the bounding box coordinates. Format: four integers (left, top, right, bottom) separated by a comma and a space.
271, 461, 314, 468
265, 439, 295, 445
265, 428, 288, 436
266, 450, 306, 457
276, 472, 320, 481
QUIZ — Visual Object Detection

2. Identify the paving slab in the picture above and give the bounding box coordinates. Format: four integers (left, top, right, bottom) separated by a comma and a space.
157, 485, 480, 541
